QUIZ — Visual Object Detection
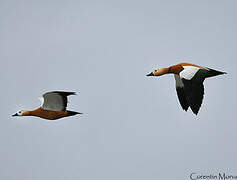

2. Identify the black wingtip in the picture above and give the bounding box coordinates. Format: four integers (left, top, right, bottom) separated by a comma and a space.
67, 110, 82, 117
66, 91, 77, 96
192, 110, 199, 115
189, 105, 200, 115
53, 91, 77, 96
183, 108, 188, 112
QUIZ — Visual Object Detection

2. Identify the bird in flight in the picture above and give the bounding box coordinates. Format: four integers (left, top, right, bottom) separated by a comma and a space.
147, 63, 226, 115
12, 91, 82, 120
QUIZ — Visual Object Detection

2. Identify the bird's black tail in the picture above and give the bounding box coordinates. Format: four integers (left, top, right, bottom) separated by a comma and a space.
207, 68, 227, 78
67, 110, 82, 117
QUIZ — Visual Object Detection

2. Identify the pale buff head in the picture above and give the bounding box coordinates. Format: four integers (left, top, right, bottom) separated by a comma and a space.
147, 68, 170, 77
12, 110, 30, 117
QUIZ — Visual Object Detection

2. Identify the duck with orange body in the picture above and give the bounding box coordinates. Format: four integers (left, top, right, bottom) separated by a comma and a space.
12, 91, 82, 120
147, 63, 227, 115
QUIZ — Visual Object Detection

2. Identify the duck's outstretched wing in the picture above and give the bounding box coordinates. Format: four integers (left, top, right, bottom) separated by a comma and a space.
40, 91, 76, 111
177, 66, 206, 115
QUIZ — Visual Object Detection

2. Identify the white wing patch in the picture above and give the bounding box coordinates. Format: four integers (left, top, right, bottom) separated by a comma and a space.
174, 74, 184, 88
38, 97, 44, 106
179, 66, 200, 80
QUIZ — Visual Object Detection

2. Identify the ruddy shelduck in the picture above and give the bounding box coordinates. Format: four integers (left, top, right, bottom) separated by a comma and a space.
147, 63, 227, 115
12, 91, 82, 120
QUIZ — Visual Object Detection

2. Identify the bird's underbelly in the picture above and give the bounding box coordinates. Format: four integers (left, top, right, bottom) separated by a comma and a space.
31, 108, 67, 120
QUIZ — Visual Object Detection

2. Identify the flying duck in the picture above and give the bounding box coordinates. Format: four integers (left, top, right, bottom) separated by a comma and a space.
12, 91, 82, 120
147, 63, 227, 115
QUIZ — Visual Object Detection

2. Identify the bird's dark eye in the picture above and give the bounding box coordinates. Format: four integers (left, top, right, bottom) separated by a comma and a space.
154, 70, 157, 72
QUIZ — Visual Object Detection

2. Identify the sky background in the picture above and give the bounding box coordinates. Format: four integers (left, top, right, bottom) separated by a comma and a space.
0, 0, 236, 179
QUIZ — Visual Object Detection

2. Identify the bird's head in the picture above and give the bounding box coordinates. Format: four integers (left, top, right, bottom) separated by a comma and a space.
12, 110, 28, 117
147, 68, 169, 77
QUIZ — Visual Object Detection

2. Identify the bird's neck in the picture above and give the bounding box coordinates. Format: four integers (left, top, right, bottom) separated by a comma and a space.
158, 67, 171, 76
28, 108, 43, 117
22, 108, 43, 116
22, 110, 32, 116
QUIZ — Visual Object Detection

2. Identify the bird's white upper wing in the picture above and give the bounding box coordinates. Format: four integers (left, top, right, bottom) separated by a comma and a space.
179, 66, 200, 80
